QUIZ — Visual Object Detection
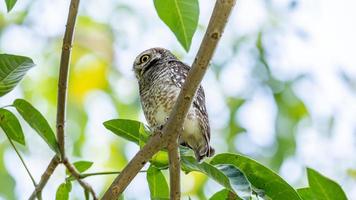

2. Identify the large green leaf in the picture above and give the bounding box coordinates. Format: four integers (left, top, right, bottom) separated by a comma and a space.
103, 119, 149, 145
66, 160, 93, 175
306, 168, 347, 200
146, 165, 169, 200
182, 156, 252, 199
0, 108, 25, 145
297, 188, 314, 200
55, 182, 72, 200
4, 0, 17, 12
13, 99, 59, 153
153, 0, 199, 51
0, 54, 34, 97
211, 153, 302, 200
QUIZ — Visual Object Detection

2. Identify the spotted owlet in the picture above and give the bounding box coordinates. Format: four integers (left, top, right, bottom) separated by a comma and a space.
133, 47, 214, 161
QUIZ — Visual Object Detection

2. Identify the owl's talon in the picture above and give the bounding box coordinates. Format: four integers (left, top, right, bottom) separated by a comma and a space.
157, 124, 164, 130
151, 124, 164, 134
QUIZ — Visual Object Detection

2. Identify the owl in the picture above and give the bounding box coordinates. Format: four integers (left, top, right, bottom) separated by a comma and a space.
133, 47, 214, 161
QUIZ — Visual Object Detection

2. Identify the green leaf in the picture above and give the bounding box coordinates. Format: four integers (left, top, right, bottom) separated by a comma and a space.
209, 189, 231, 200
103, 119, 149, 145
150, 151, 169, 169
4, 0, 17, 12
66, 161, 93, 175
153, 0, 199, 51
210, 153, 302, 200
146, 165, 169, 200
13, 99, 59, 153
55, 182, 72, 200
181, 156, 252, 199
306, 168, 347, 200
0, 54, 34, 97
297, 188, 314, 200
0, 108, 25, 145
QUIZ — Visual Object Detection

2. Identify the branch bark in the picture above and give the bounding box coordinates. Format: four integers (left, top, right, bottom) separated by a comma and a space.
167, 138, 180, 200
56, 0, 80, 159
101, 0, 236, 199
102, 131, 165, 200
29, 156, 60, 200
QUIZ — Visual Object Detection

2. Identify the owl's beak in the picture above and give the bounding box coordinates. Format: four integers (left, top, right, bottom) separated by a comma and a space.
133, 64, 143, 78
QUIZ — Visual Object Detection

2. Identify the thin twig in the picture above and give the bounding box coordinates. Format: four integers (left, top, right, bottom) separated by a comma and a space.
29, 0, 94, 199
56, 0, 80, 160
63, 159, 98, 200
29, 155, 60, 200
0, 105, 12, 109
5, 135, 37, 187
101, 1, 236, 199
66, 170, 148, 181
55, 1, 97, 198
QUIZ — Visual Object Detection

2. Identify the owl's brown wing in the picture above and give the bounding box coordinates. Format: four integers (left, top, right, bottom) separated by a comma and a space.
168, 60, 211, 142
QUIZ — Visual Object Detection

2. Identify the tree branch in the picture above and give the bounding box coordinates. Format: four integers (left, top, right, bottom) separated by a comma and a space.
101, 0, 236, 199
102, 131, 166, 200
29, 0, 98, 199
55, 1, 97, 199
63, 159, 98, 200
56, 0, 80, 159
167, 138, 180, 200
29, 156, 60, 200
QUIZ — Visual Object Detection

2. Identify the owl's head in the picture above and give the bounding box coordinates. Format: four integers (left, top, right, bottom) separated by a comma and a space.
133, 47, 176, 79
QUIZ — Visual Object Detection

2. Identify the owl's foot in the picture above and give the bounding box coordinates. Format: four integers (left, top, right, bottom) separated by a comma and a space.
151, 124, 164, 135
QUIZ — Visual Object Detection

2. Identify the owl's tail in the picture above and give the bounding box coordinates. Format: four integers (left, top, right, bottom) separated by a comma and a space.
194, 145, 215, 162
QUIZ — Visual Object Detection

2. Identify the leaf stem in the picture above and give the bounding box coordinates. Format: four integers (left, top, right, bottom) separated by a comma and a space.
5, 134, 37, 187
66, 170, 148, 181
0, 105, 13, 109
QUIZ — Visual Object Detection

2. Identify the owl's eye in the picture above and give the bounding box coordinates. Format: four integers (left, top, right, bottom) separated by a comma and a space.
140, 55, 150, 63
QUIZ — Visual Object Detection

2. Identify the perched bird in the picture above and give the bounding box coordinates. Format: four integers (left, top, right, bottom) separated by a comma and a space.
133, 47, 214, 161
